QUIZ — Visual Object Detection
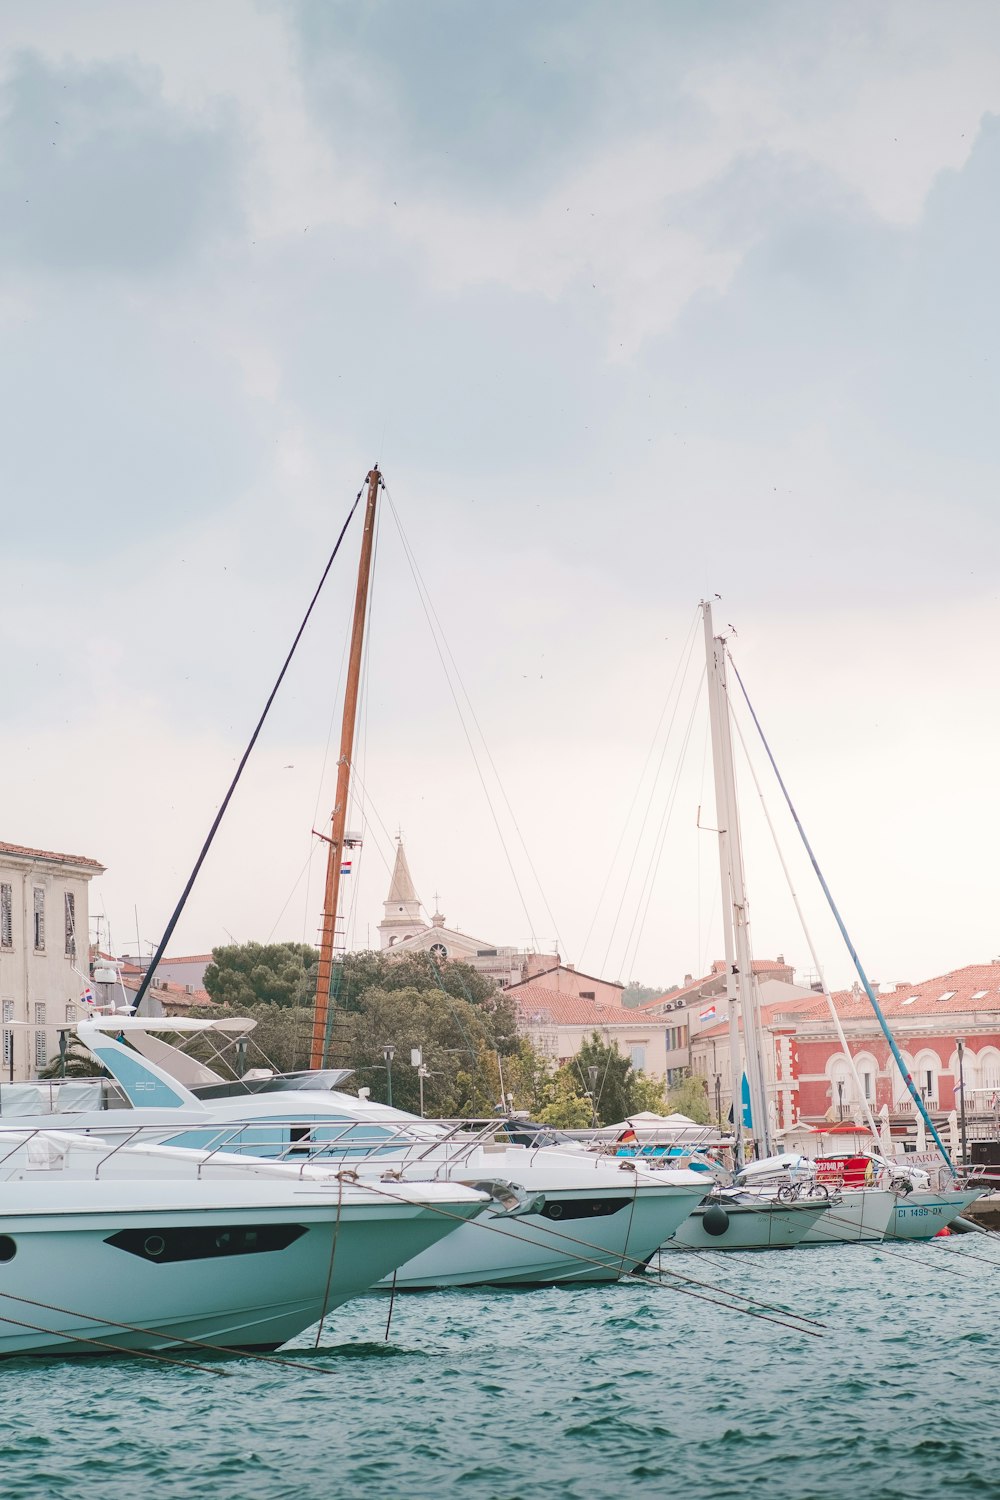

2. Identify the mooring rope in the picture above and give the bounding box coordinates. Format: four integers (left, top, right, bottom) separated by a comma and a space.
131, 478, 367, 1017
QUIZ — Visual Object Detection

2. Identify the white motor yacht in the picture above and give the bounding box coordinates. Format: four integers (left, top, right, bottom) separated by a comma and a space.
0, 1130, 488, 1357
10, 1018, 711, 1287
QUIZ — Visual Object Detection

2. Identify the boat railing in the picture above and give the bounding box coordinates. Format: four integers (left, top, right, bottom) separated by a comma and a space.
0, 1115, 534, 1181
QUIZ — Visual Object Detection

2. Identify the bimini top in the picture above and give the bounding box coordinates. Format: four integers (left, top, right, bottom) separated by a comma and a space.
75, 1016, 354, 1106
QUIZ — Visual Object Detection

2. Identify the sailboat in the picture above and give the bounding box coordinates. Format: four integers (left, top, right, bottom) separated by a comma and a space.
677, 601, 981, 1246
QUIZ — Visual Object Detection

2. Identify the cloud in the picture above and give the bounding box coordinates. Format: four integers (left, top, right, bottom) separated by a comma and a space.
0, 51, 242, 271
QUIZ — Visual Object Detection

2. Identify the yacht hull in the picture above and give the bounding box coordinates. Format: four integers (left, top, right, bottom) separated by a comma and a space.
0, 1180, 483, 1357
799, 1188, 895, 1245
668, 1198, 828, 1251
885, 1188, 984, 1240
377, 1182, 709, 1288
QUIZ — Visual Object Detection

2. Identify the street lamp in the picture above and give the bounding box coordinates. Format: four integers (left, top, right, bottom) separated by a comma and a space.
587, 1066, 599, 1127
837, 1079, 844, 1121
714, 1073, 722, 1129
382, 1044, 395, 1108
957, 1037, 968, 1165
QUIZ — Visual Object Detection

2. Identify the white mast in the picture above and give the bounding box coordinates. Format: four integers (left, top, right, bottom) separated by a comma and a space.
702, 601, 772, 1159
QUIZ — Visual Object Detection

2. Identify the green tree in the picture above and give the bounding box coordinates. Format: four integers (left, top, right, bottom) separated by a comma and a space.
190, 1003, 316, 1075
341, 985, 509, 1116
203, 942, 318, 1009
38, 1035, 106, 1079
666, 1071, 712, 1125
548, 1033, 630, 1125
334, 950, 500, 1012
630, 1073, 667, 1113
621, 982, 676, 1008
535, 1077, 593, 1129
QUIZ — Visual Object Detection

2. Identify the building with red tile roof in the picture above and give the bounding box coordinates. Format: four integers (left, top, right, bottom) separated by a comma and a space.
690, 959, 1000, 1133
513, 984, 690, 1083
0, 838, 105, 1081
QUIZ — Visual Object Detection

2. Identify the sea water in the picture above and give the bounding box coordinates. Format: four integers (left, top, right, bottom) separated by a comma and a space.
2, 1237, 997, 1500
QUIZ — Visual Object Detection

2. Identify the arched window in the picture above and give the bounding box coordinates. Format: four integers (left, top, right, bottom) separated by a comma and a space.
912, 1048, 942, 1106
891, 1051, 916, 1106
978, 1047, 1000, 1093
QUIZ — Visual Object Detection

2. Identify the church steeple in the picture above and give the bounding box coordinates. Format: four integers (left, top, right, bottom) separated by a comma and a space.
378, 839, 425, 948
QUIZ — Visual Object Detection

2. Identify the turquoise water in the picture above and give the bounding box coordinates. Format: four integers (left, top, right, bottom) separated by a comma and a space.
3, 1238, 998, 1499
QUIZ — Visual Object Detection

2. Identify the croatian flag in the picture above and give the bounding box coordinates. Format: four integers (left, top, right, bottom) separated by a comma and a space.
698, 1004, 717, 1023
340, 860, 352, 876
80, 985, 96, 1006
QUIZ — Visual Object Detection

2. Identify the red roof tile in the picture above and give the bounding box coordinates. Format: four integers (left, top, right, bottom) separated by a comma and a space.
0, 840, 104, 872
786, 963, 1000, 1023
638, 958, 795, 1011
514, 987, 651, 1028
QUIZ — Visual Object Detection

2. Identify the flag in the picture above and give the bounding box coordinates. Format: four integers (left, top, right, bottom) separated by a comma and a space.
340, 860, 352, 876
616, 1125, 638, 1145
80, 985, 95, 1006
698, 1004, 717, 1023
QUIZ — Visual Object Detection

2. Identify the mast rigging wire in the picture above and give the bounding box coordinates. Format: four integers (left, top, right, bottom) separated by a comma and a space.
130, 482, 367, 1019
726, 653, 956, 1175
383, 484, 556, 955
596, 628, 702, 981
578, 606, 701, 973
616, 669, 706, 987
727, 698, 881, 1142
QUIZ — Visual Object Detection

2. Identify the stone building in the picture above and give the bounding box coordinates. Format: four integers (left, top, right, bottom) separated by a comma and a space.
377, 840, 559, 988
0, 840, 105, 1081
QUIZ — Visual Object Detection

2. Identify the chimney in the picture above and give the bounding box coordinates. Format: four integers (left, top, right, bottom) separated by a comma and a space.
684, 973, 692, 984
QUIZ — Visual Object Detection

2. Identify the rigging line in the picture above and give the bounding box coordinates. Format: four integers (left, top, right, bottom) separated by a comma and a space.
696, 706, 712, 976
381, 490, 540, 948
423, 951, 482, 1077
0, 1287, 342, 1376
932, 1236, 1000, 1269
267, 844, 322, 943
598, 627, 703, 979
131, 481, 367, 1019
617, 668, 705, 986
347, 504, 380, 852
0, 1307, 231, 1374
726, 653, 957, 1176
304, 599, 352, 946
384, 484, 564, 951
352, 1177, 822, 1335
646, 1253, 826, 1328
579, 606, 702, 970
343, 766, 399, 881
728, 696, 881, 1143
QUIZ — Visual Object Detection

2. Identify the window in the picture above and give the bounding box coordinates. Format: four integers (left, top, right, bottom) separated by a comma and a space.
629, 1044, 646, 1071
0, 885, 11, 949
32, 888, 45, 952
2, 1000, 12, 1069
924, 1070, 933, 1098
34, 1004, 47, 1070
580, 990, 596, 1000
64, 892, 75, 958
862, 1071, 873, 1100
64, 1004, 75, 1023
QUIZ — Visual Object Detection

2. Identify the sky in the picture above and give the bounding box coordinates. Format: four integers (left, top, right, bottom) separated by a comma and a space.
2, 1, 999, 992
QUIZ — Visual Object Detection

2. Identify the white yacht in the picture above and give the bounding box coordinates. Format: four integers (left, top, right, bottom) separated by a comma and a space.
0, 1131, 487, 1357
15, 1017, 711, 1288
735, 1152, 980, 1243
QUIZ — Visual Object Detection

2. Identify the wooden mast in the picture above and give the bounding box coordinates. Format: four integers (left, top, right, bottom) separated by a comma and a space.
310, 465, 381, 1069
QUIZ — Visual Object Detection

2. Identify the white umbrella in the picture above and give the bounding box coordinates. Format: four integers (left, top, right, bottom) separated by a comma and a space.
878, 1103, 892, 1157
915, 1107, 926, 1153
948, 1109, 960, 1161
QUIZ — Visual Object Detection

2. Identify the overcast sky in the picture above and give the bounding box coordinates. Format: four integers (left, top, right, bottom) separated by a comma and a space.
2, 1, 999, 992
